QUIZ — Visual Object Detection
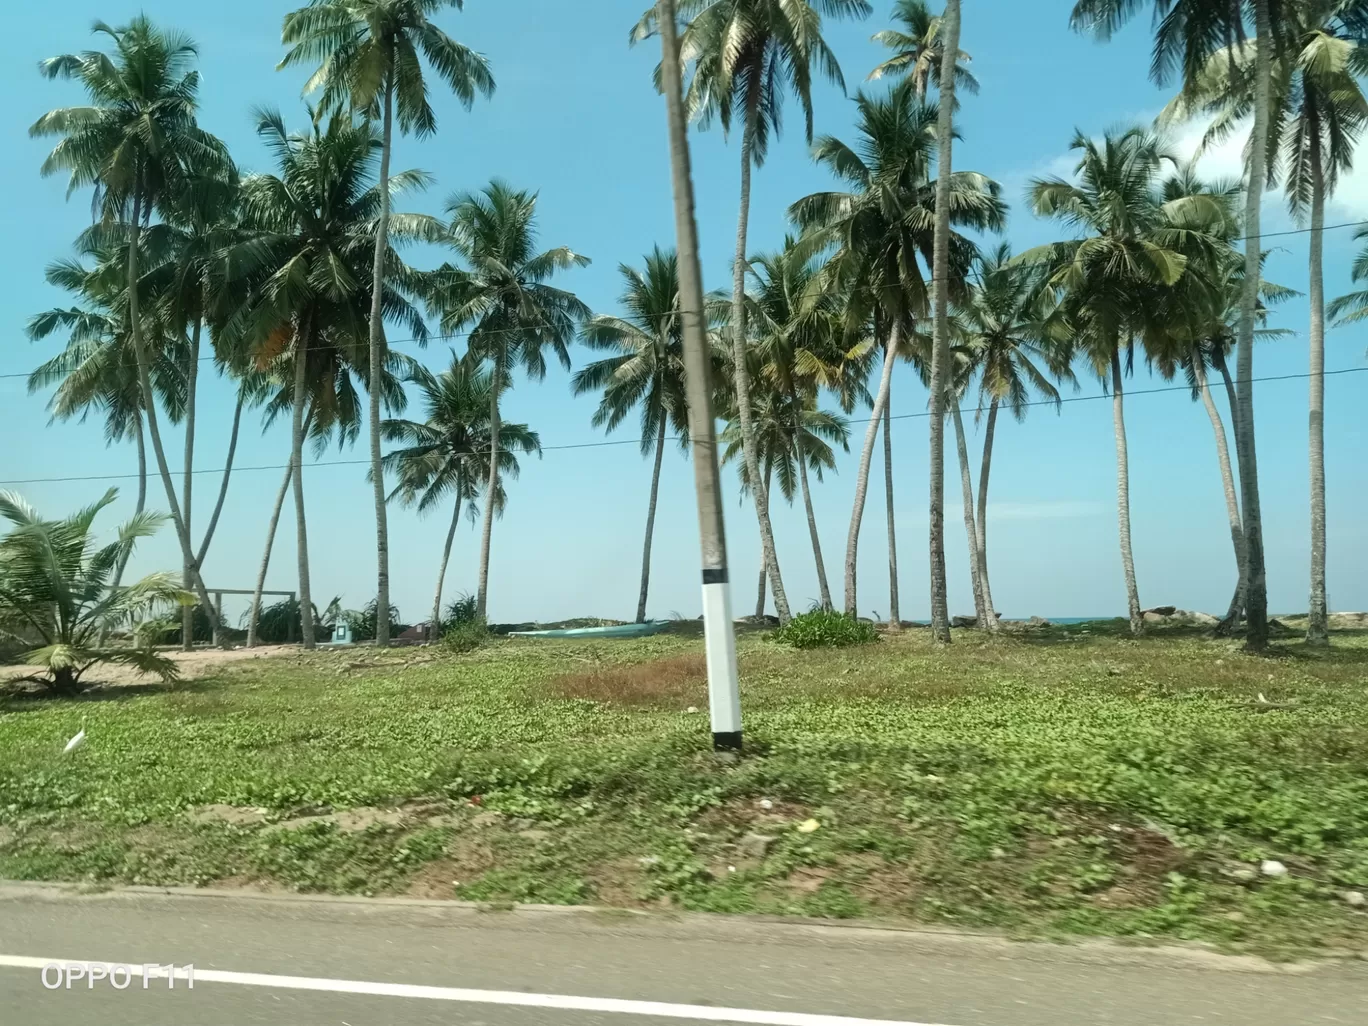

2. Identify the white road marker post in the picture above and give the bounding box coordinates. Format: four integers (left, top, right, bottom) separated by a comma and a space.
656, 0, 742, 751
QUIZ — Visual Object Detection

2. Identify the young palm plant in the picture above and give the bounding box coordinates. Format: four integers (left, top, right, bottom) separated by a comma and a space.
425, 181, 589, 621
573, 249, 701, 623
280, 0, 495, 647
383, 357, 540, 637
0, 489, 190, 696
33, 16, 233, 632
633, 0, 873, 626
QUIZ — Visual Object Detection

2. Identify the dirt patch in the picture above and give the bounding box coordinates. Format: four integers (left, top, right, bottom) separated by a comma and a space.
406, 835, 498, 899
1, 645, 300, 687
188, 804, 270, 827
785, 867, 834, 894
694, 798, 813, 835
551, 654, 707, 707
586, 857, 649, 907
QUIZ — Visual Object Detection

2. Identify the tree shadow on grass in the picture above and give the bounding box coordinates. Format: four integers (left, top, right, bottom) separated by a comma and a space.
0, 676, 228, 713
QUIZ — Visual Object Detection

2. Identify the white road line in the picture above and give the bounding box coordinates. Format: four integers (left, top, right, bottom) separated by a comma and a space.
0, 954, 960, 1026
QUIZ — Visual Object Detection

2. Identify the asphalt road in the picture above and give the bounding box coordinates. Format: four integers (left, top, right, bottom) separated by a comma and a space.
1, 883, 1364, 1026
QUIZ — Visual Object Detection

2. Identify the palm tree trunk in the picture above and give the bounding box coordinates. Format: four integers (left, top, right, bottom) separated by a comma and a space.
1111, 349, 1143, 636
194, 390, 244, 578
1194, 351, 1246, 633
791, 388, 833, 612
475, 353, 502, 621
731, 62, 791, 624
110, 408, 147, 597
247, 419, 307, 649
883, 400, 900, 630
181, 315, 201, 651
636, 416, 668, 623
975, 398, 1000, 629
950, 397, 987, 625
926, 0, 961, 646
756, 460, 774, 619
1307, 142, 1329, 645
432, 491, 463, 640
125, 187, 222, 640
1235, 0, 1273, 652
291, 328, 315, 650
844, 322, 901, 615
367, 75, 396, 648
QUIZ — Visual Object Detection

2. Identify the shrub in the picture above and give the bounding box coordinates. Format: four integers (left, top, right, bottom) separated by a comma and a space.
343, 599, 404, 643
440, 619, 488, 654
772, 609, 878, 649
441, 593, 479, 632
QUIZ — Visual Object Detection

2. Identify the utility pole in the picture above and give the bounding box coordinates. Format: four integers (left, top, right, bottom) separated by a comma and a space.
656, 0, 742, 751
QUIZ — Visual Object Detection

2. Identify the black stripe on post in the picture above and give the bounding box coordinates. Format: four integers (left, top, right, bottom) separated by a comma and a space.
712, 731, 743, 752
701, 568, 729, 585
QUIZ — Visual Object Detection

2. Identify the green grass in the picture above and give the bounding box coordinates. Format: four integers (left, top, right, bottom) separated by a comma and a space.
2, 622, 1367, 957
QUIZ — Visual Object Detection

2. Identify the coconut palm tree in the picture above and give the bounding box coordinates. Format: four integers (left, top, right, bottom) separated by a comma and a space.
280, 0, 495, 648
869, 0, 978, 99
383, 358, 540, 637
225, 108, 433, 648
1068, 0, 1282, 651
925, 0, 964, 644
745, 239, 853, 610
633, 0, 873, 626
721, 386, 848, 614
26, 239, 188, 600
425, 181, 589, 621
1024, 128, 1222, 636
572, 249, 700, 622
790, 81, 1004, 618
33, 16, 233, 630
0, 489, 190, 696
1159, 2, 1368, 643
953, 243, 1071, 626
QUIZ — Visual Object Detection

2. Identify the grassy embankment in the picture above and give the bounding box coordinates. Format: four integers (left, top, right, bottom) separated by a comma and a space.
2, 619, 1366, 957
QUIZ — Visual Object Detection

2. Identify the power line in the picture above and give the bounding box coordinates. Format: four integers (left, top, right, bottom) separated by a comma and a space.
3, 365, 1363, 488
9, 215, 1368, 383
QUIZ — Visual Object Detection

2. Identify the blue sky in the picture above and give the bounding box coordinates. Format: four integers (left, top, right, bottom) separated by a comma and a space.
2, 0, 1364, 625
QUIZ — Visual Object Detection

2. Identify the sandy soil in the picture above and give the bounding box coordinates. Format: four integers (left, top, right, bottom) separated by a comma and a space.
1, 644, 299, 686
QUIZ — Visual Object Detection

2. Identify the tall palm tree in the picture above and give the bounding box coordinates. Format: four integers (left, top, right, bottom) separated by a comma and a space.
226, 108, 433, 648
26, 239, 186, 597
869, 0, 978, 98
746, 239, 852, 610
1160, 2, 1368, 643
953, 243, 1070, 627
1025, 128, 1220, 636
33, 15, 232, 630
1069, 0, 1283, 651
280, 0, 495, 647
573, 249, 699, 622
790, 81, 1004, 617
721, 386, 849, 613
426, 181, 589, 621
633, 0, 873, 626
926, 0, 963, 644
383, 358, 540, 636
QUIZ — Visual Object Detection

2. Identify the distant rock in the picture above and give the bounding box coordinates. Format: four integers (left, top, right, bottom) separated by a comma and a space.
1143, 611, 1168, 624
1191, 611, 1219, 626
1027, 616, 1052, 627
951, 615, 978, 628
1144, 605, 1178, 616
